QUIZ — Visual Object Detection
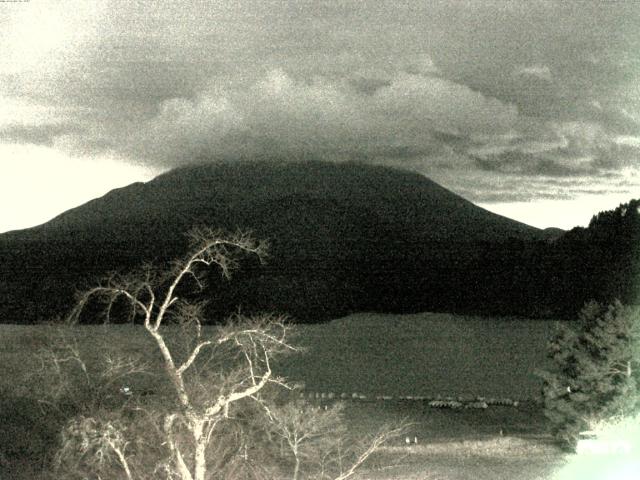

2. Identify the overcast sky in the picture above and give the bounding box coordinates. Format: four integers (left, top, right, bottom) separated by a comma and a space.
1, 0, 639, 232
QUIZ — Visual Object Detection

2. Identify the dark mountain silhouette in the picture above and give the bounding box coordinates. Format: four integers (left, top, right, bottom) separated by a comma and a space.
540, 227, 565, 242
0, 160, 637, 324
543, 200, 640, 317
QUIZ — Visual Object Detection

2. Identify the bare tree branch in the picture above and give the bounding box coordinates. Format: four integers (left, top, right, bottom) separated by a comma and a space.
164, 414, 194, 480
176, 341, 214, 376
333, 424, 408, 480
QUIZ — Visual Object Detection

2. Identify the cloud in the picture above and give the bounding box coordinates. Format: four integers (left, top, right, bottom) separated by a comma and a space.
470, 124, 640, 180
615, 135, 640, 148
0, 95, 87, 146
474, 150, 600, 178
0, 124, 83, 146
371, 72, 518, 135
403, 54, 440, 76
514, 65, 552, 82
1, 0, 639, 213
0, 96, 78, 128
124, 69, 519, 167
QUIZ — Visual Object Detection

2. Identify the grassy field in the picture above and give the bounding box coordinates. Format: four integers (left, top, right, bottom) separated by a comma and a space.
323, 398, 566, 479
278, 312, 559, 400
1, 312, 560, 399
354, 436, 565, 480
0, 312, 569, 479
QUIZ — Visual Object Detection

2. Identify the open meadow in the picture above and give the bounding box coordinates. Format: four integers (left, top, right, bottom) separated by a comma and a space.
1, 312, 572, 479
1, 312, 561, 399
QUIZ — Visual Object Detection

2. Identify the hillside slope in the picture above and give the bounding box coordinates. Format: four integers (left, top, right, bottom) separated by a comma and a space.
4, 160, 632, 324
4, 160, 542, 240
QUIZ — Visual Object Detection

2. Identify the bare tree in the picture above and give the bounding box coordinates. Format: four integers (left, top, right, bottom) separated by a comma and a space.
261, 398, 407, 480
34, 324, 151, 416
59, 228, 296, 480
40, 227, 402, 480
262, 400, 346, 480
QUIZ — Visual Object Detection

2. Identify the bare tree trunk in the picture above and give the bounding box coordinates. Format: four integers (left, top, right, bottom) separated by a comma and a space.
292, 451, 300, 480
192, 419, 207, 480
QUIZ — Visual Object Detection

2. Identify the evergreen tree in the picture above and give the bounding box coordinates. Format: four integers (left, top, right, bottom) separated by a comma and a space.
538, 300, 640, 449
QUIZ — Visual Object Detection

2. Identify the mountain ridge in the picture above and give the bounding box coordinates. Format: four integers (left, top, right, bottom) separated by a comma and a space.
4, 160, 543, 241
4, 160, 635, 324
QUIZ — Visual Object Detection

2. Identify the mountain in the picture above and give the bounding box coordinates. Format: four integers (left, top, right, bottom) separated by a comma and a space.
540, 227, 565, 242
3, 160, 542, 241
0, 160, 635, 324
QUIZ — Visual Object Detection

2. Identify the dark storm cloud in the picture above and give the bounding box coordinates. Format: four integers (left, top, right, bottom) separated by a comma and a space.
2, 0, 639, 203
593, 143, 640, 170
472, 137, 640, 182
474, 150, 597, 178
348, 77, 393, 96
439, 171, 635, 204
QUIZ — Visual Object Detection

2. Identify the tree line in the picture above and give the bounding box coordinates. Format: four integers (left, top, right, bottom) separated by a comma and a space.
1, 196, 638, 325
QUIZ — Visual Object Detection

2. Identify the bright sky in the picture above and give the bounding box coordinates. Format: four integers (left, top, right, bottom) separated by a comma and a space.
1, 1, 639, 233
0, 144, 159, 232
479, 194, 639, 230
